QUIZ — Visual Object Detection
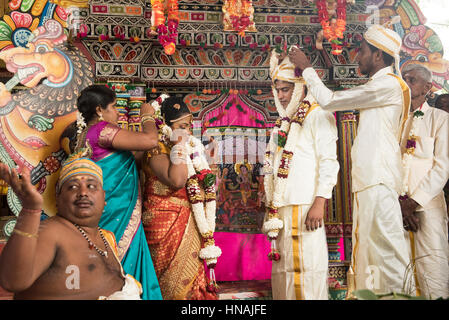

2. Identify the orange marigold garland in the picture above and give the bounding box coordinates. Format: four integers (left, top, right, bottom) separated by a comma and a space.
316, 0, 347, 55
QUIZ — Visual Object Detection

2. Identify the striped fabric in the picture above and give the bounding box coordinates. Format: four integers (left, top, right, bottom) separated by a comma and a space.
57, 152, 103, 192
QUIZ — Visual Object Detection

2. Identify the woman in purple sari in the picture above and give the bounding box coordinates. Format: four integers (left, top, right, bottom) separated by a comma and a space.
74, 85, 162, 299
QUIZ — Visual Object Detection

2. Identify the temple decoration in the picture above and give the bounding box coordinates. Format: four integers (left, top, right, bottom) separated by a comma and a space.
128, 96, 145, 132
151, 0, 179, 55
222, 0, 257, 37
314, 0, 353, 55
49, 0, 89, 8
0, 179, 7, 195
0, 18, 94, 216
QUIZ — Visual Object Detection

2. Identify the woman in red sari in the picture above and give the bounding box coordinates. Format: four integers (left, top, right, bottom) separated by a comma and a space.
141, 96, 218, 300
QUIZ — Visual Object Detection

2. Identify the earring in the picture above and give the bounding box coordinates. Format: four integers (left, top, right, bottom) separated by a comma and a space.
99, 113, 104, 121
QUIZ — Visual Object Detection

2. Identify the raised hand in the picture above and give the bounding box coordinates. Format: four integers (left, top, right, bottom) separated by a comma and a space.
141, 102, 156, 116
288, 46, 312, 71
0, 164, 43, 211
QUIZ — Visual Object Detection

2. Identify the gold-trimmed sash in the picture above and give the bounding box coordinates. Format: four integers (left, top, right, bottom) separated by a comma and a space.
388, 73, 411, 142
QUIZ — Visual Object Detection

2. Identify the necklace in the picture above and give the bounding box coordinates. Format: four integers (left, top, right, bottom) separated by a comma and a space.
74, 223, 109, 258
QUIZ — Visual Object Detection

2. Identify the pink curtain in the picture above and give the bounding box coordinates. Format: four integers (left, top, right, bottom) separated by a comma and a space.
207, 232, 272, 281
204, 94, 273, 128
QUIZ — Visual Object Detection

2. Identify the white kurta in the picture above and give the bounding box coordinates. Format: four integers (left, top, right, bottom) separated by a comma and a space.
303, 66, 412, 294
400, 102, 449, 299
270, 105, 340, 300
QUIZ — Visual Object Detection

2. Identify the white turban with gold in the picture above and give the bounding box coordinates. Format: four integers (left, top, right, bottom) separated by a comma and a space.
364, 24, 403, 76
269, 49, 306, 118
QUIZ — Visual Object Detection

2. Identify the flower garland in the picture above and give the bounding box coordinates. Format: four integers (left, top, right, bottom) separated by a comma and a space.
263, 55, 319, 260
400, 106, 425, 200
151, 94, 222, 292
262, 99, 316, 239
315, 0, 348, 55
152, 0, 179, 55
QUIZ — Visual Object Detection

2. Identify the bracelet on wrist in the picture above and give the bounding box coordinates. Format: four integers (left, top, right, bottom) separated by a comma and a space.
13, 228, 38, 238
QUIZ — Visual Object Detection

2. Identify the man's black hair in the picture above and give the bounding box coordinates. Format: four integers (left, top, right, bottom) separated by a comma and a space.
365, 41, 395, 67
435, 93, 449, 109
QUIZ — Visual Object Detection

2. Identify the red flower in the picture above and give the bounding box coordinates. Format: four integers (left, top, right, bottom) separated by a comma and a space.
196, 169, 212, 181
406, 139, 416, 149
206, 283, 218, 293
268, 251, 281, 261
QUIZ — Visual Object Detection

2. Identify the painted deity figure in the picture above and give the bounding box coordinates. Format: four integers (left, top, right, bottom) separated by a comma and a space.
235, 162, 252, 207
0, 19, 94, 216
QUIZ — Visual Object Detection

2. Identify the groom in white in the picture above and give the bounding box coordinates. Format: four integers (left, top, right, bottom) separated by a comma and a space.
263, 49, 339, 300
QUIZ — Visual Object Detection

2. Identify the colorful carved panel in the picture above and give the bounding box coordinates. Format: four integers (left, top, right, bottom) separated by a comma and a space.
0, 10, 94, 216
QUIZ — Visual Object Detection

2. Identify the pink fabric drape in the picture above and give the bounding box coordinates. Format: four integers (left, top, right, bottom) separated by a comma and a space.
207, 232, 272, 281
204, 94, 273, 128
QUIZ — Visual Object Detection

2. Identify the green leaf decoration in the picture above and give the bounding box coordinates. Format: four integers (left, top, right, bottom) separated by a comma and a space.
0, 21, 12, 41
352, 290, 379, 300
275, 43, 283, 54
204, 173, 216, 188
21, 0, 34, 12
413, 110, 424, 118
28, 115, 54, 132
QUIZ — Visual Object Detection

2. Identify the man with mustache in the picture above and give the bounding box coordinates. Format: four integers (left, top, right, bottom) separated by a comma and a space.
0, 150, 142, 299
289, 24, 412, 294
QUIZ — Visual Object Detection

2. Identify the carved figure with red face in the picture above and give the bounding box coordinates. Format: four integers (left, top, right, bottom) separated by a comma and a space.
0, 19, 93, 216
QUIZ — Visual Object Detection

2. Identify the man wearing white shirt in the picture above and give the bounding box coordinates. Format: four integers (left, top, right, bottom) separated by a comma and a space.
400, 64, 449, 299
263, 50, 339, 300
288, 24, 412, 294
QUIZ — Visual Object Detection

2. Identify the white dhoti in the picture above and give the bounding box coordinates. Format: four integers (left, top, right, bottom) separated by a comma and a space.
351, 184, 411, 294
405, 206, 449, 299
272, 205, 329, 300
98, 274, 143, 300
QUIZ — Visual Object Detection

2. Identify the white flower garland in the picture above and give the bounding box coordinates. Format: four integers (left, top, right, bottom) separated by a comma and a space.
262, 65, 318, 261
400, 107, 424, 197
262, 83, 306, 238
185, 137, 221, 264
76, 111, 87, 135
151, 95, 221, 268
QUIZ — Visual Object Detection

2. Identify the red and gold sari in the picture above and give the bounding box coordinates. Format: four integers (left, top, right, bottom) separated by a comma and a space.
141, 142, 217, 300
